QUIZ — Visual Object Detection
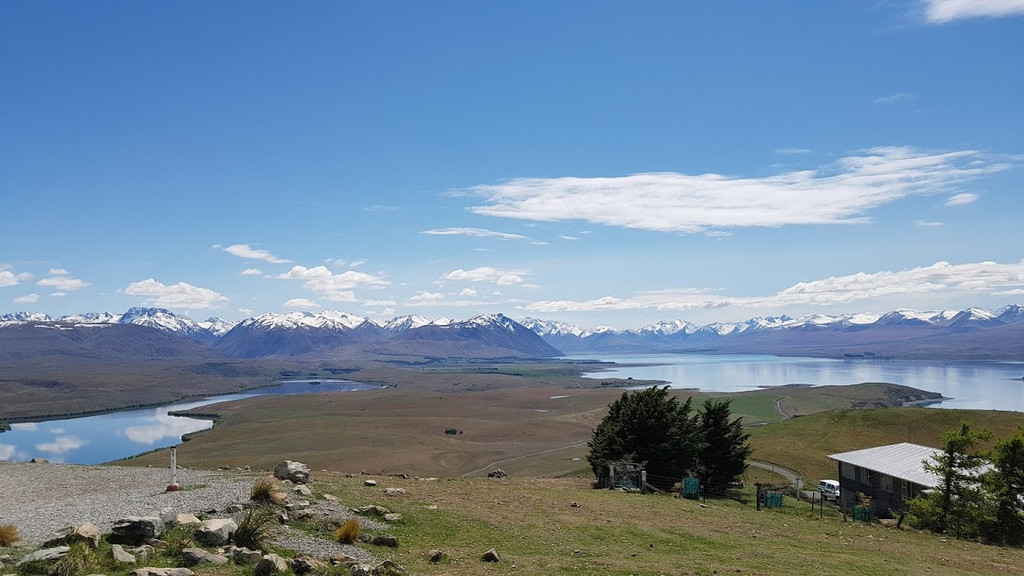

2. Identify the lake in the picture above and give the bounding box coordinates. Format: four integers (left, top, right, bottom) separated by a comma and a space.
0, 380, 379, 465
570, 353, 1024, 412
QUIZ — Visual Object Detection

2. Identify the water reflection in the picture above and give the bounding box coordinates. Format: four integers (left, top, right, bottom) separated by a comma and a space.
0, 380, 378, 464
572, 354, 1024, 412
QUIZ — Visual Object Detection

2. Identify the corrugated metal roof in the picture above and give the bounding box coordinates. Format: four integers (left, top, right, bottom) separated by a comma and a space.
828, 442, 941, 488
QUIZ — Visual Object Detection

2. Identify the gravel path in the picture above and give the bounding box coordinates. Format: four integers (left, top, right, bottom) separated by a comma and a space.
0, 461, 377, 563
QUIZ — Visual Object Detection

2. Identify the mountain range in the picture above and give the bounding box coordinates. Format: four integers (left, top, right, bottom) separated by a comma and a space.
2, 304, 1024, 361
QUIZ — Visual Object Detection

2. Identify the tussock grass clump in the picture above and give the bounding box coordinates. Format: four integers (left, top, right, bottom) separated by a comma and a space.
250, 476, 285, 504
51, 543, 94, 576
333, 519, 361, 544
160, 523, 196, 557
0, 523, 20, 547
234, 506, 278, 551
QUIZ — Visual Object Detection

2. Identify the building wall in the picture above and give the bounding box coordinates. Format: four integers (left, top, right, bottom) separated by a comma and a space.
836, 461, 927, 517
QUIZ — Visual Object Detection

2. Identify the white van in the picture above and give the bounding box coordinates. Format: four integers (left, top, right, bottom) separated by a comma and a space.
818, 479, 840, 501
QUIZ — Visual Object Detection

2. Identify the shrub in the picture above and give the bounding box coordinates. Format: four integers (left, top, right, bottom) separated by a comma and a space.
333, 519, 361, 544
234, 506, 278, 551
160, 523, 196, 557
0, 523, 20, 547
251, 476, 283, 504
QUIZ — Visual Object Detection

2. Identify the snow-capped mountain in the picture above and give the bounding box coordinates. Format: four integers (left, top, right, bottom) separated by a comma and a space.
384, 313, 562, 358
383, 314, 432, 334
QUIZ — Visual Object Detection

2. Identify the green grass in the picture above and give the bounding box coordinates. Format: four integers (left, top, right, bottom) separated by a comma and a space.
749, 406, 1024, 483
705, 393, 783, 424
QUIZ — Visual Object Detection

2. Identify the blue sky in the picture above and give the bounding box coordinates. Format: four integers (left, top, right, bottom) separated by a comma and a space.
2, 1, 1022, 329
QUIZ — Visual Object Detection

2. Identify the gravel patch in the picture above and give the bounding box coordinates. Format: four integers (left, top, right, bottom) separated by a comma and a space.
0, 461, 378, 563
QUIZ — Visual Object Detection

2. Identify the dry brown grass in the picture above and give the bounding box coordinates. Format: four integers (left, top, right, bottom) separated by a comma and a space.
0, 523, 20, 547
250, 476, 284, 504
333, 518, 361, 544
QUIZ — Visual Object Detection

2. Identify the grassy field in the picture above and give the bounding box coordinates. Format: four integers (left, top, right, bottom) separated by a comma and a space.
293, 473, 1024, 575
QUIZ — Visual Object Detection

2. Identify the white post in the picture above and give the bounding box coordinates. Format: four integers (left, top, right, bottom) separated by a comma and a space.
166, 446, 180, 491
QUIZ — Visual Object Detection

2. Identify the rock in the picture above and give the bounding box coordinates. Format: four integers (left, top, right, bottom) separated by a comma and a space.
294, 484, 313, 497
487, 469, 507, 478
370, 534, 398, 548
176, 514, 202, 526
372, 560, 405, 575
112, 517, 166, 542
425, 549, 445, 562
194, 518, 237, 546
43, 522, 101, 549
363, 480, 377, 487
277, 511, 289, 524
229, 547, 263, 566
274, 461, 310, 484
329, 553, 359, 566
130, 568, 195, 576
110, 544, 137, 564
356, 505, 391, 517
16, 547, 69, 565
323, 493, 341, 503
289, 554, 324, 574
158, 508, 177, 527
133, 545, 155, 563
181, 548, 228, 566
482, 548, 500, 562
224, 504, 245, 514
292, 509, 314, 521
381, 487, 406, 496
30, 457, 49, 463
143, 539, 167, 550
383, 513, 403, 522
350, 565, 373, 576
253, 554, 289, 576
285, 500, 311, 511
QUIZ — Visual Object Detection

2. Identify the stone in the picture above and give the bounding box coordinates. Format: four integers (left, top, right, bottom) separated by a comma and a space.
289, 554, 324, 574
350, 565, 373, 576
253, 554, 289, 576
482, 548, 500, 563
292, 509, 314, 521
372, 560, 405, 575
158, 508, 177, 527
370, 534, 398, 548
133, 545, 155, 563
224, 504, 245, 514
323, 493, 341, 503
381, 487, 406, 496
110, 544, 137, 564
176, 514, 202, 526
487, 468, 507, 478
329, 553, 359, 566
43, 522, 100, 549
383, 513, 402, 522
274, 460, 310, 484
285, 500, 310, 511
130, 568, 195, 576
16, 547, 69, 565
293, 484, 313, 496
194, 518, 237, 546
181, 548, 228, 566
229, 547, 263, 566
356, 505, 390, 517
363, 479, 377, 487
112, 517, 166, 542
425, 549, 445, 562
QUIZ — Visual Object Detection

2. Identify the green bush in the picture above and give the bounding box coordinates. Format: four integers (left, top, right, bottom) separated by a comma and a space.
234, 506, 278, 551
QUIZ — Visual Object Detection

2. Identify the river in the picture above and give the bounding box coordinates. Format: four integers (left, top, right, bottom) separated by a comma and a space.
570, 353, 1024, 412
0, 380, 379, 465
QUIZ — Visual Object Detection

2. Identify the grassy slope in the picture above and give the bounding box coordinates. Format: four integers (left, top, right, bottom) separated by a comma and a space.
307, 473, 1024, 576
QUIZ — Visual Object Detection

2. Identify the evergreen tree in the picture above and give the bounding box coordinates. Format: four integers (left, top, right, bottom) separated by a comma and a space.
695, 399, 752, 496
586, 386, 699, 489
912, 422, 990, 538
983, 427, 1024, 545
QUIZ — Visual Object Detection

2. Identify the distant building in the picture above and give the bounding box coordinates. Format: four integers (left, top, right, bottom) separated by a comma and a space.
828, 442, 940, 517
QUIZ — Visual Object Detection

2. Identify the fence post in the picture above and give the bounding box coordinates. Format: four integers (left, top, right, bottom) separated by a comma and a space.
609, 463, 615, 489
641, 470, 647, 492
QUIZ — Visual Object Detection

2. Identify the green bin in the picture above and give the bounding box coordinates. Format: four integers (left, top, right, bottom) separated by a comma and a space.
682, 477, 700, 499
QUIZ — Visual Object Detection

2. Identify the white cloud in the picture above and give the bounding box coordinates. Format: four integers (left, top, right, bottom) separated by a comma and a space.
220, 244, 291, 264
874, 92, 916, 105
0, 271, 20, 287
37, 270, 89, 292
915, 220, 945, 227
0, 444, 16, 460
524, 260, 1024, 313
421, 227, 527, 240
922, 0, 1024, 23
408, 291, 445, 304
14, 293, 39, 304
465, 147, 1010, 234
284, 298, 319, 308
277, 265, 389, 302
774, 147, 812, 155
124, 278, 229, 309
349, 259, 367, 268
945, 192, 978, 206
444, 266, 531, 286
122, 414, 207, 445
35, 435, 88, 455
241, 268, 263, 276
459, 288, 477, 297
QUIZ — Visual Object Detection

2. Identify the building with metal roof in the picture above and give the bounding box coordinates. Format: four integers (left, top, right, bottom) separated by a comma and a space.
828, 442, 941, 516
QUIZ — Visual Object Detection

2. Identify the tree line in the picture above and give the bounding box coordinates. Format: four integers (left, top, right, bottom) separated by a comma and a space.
587, 386, 752, 494
909, 422, 1024, 546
